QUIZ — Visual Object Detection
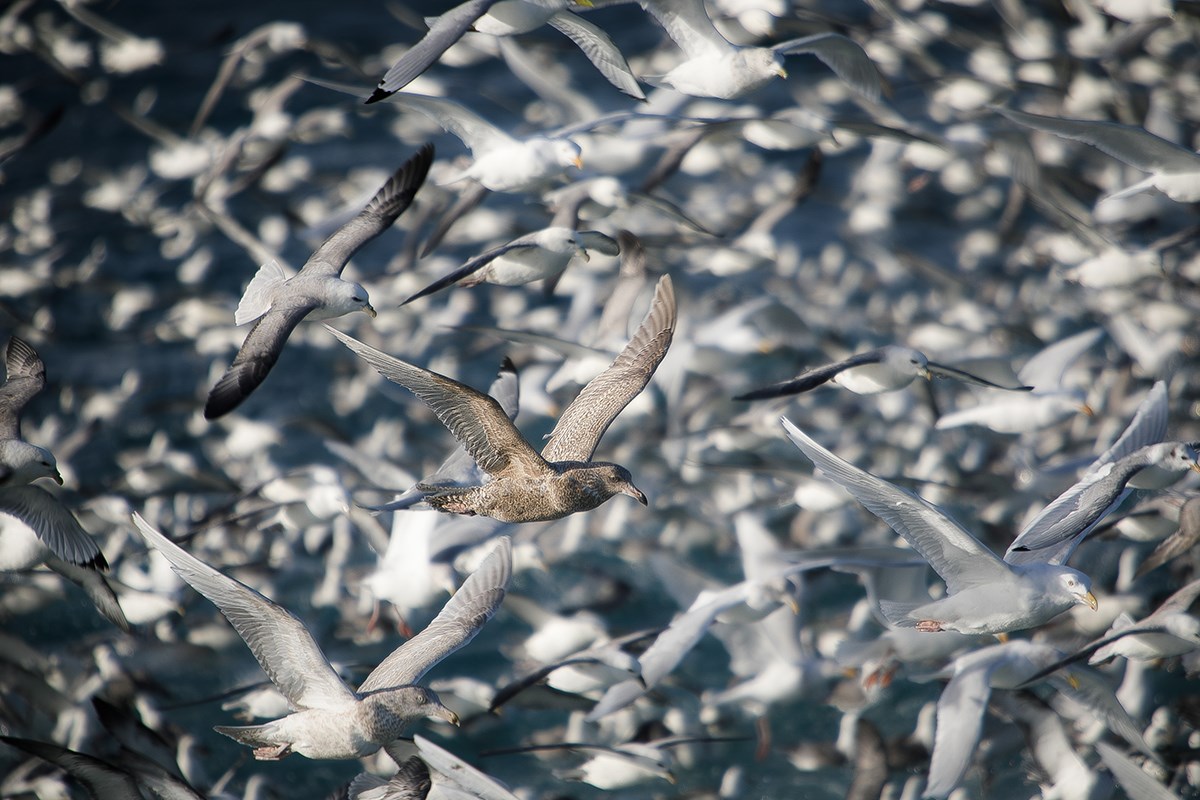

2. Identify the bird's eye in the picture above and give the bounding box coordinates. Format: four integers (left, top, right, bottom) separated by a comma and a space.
1066, 578, 1076, 587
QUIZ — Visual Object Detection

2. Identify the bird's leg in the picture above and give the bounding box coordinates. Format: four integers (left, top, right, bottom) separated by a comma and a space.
755, 715, 771, 761
915, 620, 944, 632
366, 598, 382, 635
252, 744, 291, 761
864, 660, 898, 689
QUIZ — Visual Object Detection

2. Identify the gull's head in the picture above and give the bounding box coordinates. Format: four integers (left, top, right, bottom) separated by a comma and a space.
1058, 570, 1098, 611
3, 442, 62, 486
745, 48, 787, 80
602, 464, 647, 506
538, 227, 584, 259
884, 346, 931, 380
329, 280, 375, 319
552, 138, 584, 171
382, 685, 460, 727
1148, 442, 1200, 474
1164, 613, 1200, 644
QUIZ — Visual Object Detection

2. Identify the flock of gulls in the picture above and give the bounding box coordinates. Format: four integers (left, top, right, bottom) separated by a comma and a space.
3, 0, 1200, 798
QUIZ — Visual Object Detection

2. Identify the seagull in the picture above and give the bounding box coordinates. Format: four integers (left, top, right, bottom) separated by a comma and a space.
734, 345, 1032, 400
1004, 380, 1197, 562
637, 0, 885, 100
130, 513, 510, 760
935, 328, 1102, 434
0, 336, 62, 487
0, 485, 129, 631
998, 106, 1200, 203
782, 418, 1099, 635
1004, 441, 1200, 563
921, 639, 1150, 798
367, 0, 645, 103
327, 275, 676, 522
203, 144, 433, 419
311, 83, 586, 193
400, 226, 619, 305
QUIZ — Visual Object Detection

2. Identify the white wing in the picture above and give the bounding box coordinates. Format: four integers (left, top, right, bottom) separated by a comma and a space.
386, 92, 517, 154
640, 0, 732, 60
1017, 327, 1104, 390
782, 418, 1012, 593
130, 513, 355, 711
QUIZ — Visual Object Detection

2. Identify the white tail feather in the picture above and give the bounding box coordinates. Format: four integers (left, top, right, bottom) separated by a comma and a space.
235, 259, 289, 325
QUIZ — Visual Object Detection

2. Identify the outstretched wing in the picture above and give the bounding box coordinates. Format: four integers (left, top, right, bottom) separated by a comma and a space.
999, 107, 1200, 173
773, 33, 885, 103
131, 513, 355, 711
366, 0, 502, 103
204, 302, 314, 419
401, 241, 538, 306
327, 327, 548, 478
360, 537, 511, 692
304, 144, 434, 276
0, 485, 103, 568
541, 275, 676, 462
926, 361, 1032, 391
782, 418, 1013, 592
734, 350, 885, 401
0, 336, 46, 439
640, 0, 731, 60
548, 11, 645, 100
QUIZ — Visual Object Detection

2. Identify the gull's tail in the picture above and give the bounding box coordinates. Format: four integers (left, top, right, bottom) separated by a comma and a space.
213, 722, 280, 748
877, 599, 920, 628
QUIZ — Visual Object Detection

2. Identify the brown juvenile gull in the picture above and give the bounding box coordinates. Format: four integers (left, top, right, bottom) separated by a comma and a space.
204, 144, 434, 419
130, 512, 511, 760
327, 275, 676, 523
0, 336, 62, 486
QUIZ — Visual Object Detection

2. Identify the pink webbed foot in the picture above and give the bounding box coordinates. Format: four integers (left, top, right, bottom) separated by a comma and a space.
252, 744, 291, 761
915, 620, 944, 633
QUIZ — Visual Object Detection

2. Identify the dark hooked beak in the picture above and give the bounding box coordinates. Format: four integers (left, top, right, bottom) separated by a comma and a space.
624, 484, 648, 506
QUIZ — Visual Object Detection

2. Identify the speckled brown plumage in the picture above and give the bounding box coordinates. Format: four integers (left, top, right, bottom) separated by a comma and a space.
327, 275, 676, 523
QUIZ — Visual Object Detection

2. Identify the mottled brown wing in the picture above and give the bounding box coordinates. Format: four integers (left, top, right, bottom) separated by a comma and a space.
541, 275, 676, 463
326, 327, 550, 478
0, 337, 46, 439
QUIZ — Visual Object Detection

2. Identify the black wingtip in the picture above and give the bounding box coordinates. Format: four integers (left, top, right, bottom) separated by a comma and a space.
499, 356, 517, 374
203, 376, 245, 420
365, 87, 391, 105
733, 386, 789, 401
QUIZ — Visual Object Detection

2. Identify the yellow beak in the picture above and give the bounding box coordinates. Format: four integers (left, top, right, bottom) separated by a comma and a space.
362, 304, 377, 318
1084, 591, 1098, 611
775, 65, 788, 79
572, 154, 584, 170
